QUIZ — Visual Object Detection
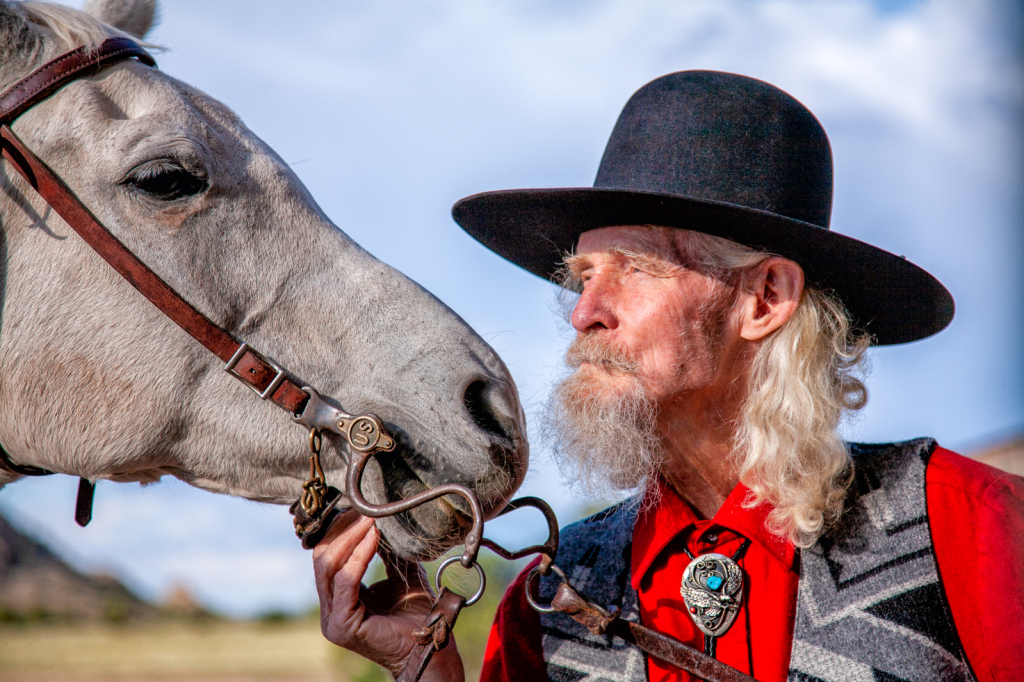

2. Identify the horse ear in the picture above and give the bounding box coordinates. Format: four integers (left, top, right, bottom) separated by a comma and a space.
83, 0, 157, 40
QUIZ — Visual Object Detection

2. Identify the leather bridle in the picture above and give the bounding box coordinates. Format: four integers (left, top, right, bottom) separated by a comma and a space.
0, 41, 314, 412
0, 37, 758, 682
0, 38, 398, 529
0, 36, 497, 568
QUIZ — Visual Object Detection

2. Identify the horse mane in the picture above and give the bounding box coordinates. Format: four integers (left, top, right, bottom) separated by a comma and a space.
16, 1, 159, 52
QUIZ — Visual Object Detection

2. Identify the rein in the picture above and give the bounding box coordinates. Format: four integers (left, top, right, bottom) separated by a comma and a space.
0, 38, 757, 682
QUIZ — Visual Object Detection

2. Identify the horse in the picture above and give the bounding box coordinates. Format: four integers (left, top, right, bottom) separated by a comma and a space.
0, 0, 528, 561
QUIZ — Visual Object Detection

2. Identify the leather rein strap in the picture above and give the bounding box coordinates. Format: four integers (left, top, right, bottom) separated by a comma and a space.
548, 580, 759, 682
0, 38, 311, 424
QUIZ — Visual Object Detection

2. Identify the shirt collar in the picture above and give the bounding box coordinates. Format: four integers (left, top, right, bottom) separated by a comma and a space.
630, 477, 797, 590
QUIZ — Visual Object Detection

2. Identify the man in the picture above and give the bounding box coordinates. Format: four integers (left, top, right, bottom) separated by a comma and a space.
313, 71, 1024, 681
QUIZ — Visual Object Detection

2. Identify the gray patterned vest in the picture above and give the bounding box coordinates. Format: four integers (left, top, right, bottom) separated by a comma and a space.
535, 439, 976, 682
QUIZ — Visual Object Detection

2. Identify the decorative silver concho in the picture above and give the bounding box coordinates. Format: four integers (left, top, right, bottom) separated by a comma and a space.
680, 553, 744, 637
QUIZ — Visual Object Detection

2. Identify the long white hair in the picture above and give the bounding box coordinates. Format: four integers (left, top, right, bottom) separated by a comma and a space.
670, 229, 870, 547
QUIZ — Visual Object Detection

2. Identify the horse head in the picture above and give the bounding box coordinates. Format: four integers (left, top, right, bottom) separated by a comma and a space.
0, 0, 528, 560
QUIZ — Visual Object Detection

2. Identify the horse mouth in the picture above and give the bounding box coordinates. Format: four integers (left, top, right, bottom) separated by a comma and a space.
364, 437, 522, 561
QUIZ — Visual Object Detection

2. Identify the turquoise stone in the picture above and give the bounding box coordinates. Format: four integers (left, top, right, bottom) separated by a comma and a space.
706, 575, 723, 590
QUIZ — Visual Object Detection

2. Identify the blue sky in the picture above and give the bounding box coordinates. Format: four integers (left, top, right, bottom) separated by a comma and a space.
1, 0, 1021, 617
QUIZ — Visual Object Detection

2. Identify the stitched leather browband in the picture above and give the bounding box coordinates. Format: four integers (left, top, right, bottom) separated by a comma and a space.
0, 38, 312, 424
0, 37, 155, 121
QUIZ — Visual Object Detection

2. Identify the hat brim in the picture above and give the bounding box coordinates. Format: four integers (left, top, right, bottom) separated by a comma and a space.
452, 188, 954, 346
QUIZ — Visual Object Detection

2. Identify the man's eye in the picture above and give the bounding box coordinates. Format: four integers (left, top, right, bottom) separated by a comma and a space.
126, 160, 207, 201
626, 264, 649, 277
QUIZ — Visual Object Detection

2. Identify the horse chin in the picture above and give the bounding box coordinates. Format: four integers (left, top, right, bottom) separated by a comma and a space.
374, 502, 468, 562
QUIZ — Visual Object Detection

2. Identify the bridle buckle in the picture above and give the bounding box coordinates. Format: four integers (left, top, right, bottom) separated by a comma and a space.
224, 342, 286, 400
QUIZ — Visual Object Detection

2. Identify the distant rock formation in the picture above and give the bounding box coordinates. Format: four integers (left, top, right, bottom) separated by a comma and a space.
161, 582, 211, 617
0, 513, 160, 623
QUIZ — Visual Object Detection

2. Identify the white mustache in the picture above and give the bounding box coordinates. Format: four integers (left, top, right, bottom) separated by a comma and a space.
542, 344, 663, 495
565, 334, 640, 374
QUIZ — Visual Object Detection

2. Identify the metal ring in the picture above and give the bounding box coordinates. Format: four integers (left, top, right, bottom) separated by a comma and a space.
434, 556, 487, 607
524, 564, 566, 614
309, 428, 322, 454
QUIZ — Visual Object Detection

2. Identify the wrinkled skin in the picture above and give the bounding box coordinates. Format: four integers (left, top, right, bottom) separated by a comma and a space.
0, 0, 527, 560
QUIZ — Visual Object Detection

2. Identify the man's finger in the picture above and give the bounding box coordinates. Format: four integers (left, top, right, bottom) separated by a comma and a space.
337, 522, 379, 587
314, 515, 376, 600
329, 522, 380, 615
316, 515, 375, 570
312, 508, 362, 559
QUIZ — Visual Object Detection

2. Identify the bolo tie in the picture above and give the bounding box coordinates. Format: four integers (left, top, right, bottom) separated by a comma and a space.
679, 537, 752, 658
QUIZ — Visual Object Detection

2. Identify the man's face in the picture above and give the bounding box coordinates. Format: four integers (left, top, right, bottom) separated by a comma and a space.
566, 226, 741, 409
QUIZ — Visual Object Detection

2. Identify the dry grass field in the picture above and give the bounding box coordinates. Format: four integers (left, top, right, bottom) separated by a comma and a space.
0, 512, 530, 682
0, 551, 518, 682
0, 618, 390, 682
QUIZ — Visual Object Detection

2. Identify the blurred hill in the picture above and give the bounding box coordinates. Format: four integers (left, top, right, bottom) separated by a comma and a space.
0, 513, 160, 624
973, 433, 1024, 477
0, 511, 514, 682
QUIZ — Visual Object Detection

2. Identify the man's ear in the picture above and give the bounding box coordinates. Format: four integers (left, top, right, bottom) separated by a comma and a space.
738, 257, 804, 341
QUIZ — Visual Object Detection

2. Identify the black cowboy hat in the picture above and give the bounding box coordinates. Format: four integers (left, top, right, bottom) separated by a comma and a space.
452, 70, 953, 345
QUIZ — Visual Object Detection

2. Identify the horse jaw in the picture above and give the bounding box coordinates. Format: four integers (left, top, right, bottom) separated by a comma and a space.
0, 4, 528, 561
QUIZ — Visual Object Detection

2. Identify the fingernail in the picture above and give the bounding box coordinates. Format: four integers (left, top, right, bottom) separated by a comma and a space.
360, 525, 378, 546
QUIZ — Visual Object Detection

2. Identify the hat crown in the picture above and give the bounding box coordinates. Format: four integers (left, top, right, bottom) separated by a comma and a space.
595, 71, 834, 229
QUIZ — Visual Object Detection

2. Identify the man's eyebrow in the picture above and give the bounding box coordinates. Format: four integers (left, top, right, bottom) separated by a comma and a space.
608, 246, 683, 276
562, 247, 682, 278
562, 253, 590, 276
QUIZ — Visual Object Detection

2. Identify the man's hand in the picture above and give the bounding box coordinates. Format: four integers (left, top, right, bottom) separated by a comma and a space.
312, 511, 466, 681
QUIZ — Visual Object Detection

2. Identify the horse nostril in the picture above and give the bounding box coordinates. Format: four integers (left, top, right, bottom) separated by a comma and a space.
463, 379, 512, 443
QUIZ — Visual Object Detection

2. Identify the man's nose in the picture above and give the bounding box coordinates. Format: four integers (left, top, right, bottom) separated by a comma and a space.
571, 278, 618, 332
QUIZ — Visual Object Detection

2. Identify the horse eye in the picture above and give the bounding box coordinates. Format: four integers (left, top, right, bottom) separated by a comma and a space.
126, 160, 207, 201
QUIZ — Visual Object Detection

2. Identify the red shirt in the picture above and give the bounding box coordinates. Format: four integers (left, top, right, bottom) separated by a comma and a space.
480, 447, 1024, 681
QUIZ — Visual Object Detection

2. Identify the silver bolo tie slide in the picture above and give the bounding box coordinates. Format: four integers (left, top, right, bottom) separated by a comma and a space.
680, 538, 752, 659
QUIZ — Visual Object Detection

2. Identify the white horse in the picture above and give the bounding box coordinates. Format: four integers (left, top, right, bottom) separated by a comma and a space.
0, 0, 527, 560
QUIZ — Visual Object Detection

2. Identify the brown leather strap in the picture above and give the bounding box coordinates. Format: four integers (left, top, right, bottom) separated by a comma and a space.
0, 445, 55, 476
0, 38, 310, 415
75, 478, 96, 527
549, 581, 760, 682
289, 486, 348, 549
611, 620, 758, 682
0, 38, 155, 124
397, 587, 465, 682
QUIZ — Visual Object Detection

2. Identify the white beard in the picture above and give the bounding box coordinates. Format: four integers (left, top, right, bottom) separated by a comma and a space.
541, 334, 663, 494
